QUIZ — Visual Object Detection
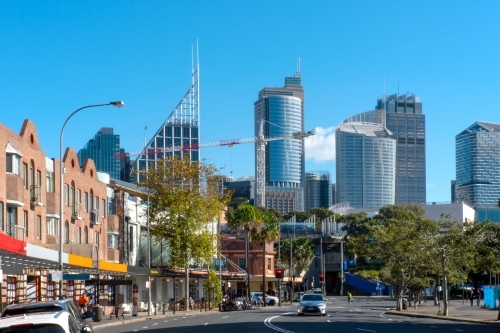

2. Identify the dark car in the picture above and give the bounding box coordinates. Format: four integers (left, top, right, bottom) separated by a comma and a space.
1, 299, 93, 333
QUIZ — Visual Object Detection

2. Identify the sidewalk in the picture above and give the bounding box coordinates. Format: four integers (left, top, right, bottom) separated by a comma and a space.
88, 308, 218, 330
384, 298, 500, 326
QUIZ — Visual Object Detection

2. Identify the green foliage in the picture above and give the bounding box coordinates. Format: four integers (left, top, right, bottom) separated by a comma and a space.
282, 211, 312, 222
206, 270, 222, 306
274, 237, 314, 277
255, 206, 283, 222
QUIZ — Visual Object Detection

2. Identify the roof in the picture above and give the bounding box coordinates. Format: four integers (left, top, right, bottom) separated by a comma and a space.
337, 122, 393, 138
457, 121, 500, 136
0, 310, 69, 329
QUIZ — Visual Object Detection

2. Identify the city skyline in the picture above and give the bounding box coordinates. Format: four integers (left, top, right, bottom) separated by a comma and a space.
2, 1, 500, 203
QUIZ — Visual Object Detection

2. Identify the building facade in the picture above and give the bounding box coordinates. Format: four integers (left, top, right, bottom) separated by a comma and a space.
254, 69, 306, 214
455, 121, 500, 207
77, 127, 122, 180
376, 94, 426, 204
305, 171, 332, 211
335, 122, 396, 209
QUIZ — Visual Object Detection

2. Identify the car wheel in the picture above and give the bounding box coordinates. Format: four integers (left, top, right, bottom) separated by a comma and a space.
269, 300, 275, 306
298, 313, 303, 316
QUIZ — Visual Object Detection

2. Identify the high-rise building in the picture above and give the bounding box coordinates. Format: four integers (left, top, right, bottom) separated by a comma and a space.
305, 171, 332, 211
455, 121, 500, 207
254, 67, 305, 214
224, 177, 255, 206
375, 94, 426, 204
133, 55, 199, 181
336, 121, 396, 209
77, 127, 121, 179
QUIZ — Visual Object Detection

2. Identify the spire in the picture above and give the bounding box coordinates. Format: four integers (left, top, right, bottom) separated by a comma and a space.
295, 57, 301, 77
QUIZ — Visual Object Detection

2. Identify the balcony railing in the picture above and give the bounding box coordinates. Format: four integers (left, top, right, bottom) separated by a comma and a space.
71, 203, 82, 219
30, 185, 42, 205
7, 224, 25, 241
90, 209, 99, 225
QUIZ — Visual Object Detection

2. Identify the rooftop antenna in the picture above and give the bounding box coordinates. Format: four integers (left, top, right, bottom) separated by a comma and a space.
296, 57, 301, 77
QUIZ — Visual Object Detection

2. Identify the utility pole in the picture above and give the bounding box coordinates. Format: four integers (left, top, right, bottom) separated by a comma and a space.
320, 237, 323, 296
340, 240, 344, 296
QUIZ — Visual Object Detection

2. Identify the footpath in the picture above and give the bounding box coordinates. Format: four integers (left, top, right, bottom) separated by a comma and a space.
384, 297, 500, 326
88, 308, 218, 330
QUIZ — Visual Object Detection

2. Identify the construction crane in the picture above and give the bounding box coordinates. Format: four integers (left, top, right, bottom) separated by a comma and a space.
115, 119, 315, 207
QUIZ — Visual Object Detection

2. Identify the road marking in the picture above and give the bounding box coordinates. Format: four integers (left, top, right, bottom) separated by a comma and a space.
222, 316, 229, 318
357, 329, 377, 332
204, 323, 208, 326
164, 320, 168, 322
152, 323, 158, 325
264, 313, 295, 333
143, 327, 148, 329
327, 320, 331, 322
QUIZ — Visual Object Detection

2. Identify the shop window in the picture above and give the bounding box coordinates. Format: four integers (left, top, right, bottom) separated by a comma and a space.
66, 281, 74, 299
7, 277, 16, 304
47, 281, 55, 301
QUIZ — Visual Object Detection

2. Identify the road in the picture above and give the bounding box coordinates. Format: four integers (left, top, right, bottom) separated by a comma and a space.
96, 297, 498, 333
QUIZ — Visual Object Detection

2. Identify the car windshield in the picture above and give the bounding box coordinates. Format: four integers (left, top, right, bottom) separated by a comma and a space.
301, 294, 323, 301
2, 306, 63, 317
0, 324, 65, 333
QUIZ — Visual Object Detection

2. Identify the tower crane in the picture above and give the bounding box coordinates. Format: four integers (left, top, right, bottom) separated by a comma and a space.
115, 119, 315, 207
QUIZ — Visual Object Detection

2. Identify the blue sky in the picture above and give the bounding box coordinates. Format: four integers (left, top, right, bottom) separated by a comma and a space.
2, 1, 500, 203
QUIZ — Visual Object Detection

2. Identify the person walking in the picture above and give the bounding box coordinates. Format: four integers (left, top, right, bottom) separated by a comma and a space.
347, 291, 353, 306
468, 289, 474, 306
189, 296, 194, 310
78, 292, 89, 315
475, 289, 481, 306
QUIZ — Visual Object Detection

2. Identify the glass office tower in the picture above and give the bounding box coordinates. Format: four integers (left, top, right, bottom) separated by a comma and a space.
336, 122, 396, 209
455, 121, 500, 207
305, 171, 332, 211
376, 94, 426, 205
254, 70, 305, 214
77, 127, 121, 179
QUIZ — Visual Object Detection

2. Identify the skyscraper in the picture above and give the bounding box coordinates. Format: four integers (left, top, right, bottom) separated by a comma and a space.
77, 127, 121, 179
336, 121, 396, 209
455, 121, 500, 207
376, 94, 426, 205
254, 67, 305, 214
305, 171, 332, 211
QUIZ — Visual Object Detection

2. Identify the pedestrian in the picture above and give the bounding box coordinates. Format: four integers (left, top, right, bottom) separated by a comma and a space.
189, 296, 194, 310
347, 291, 353, 306
468, 289, 474, 306
78, 293, 89, 315
475, 290, 481, 306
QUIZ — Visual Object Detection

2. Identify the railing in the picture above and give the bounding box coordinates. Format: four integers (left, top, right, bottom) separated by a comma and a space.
71, 203, 81, 219
7, 224, 25, 241
30, 185, 41, 204
90, 209, 99, 224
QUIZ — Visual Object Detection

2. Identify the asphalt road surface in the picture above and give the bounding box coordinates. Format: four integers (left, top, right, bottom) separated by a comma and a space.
97, 297, 498, 333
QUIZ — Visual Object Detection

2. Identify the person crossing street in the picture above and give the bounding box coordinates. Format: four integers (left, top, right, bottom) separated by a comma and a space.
347, 291, 353, 306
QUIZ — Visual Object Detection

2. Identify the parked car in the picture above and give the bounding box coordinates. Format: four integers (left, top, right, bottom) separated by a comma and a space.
294, 292, 305, 301
0, 310, 90, 333
298, 293, 327, 316
1, 299, 93, 333
251, 292, 278, 306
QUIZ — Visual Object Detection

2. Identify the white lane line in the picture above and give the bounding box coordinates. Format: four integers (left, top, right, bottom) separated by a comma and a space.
164, 320, 168, 322
142, 327, 148, 329
182, 317, 186, 318
357, 329, 377, 332
264, 313, 295, 333
152, 323, 158, 325
222, 316, 229, 318
327, 320, 331, 322
204, 323, 208, 326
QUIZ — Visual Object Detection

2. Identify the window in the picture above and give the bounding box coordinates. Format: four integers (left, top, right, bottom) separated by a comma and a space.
83, 227, 88, 244
84, 192, 88, 212
66, 281, 74, 299
95, 196, 99, 213
6, 153, 21, 175
90, 190, 94, 210
108, 196, 114, 214
7, 277, 16, 304
6, 206, 17, 237
24, 210, 28, 236
108, 233, 118, 249
36, 215, 42, 238
65, 221, 69, 244
23, 163, 28, 188
47, 281, 55, 301
46, 170, 55, 192
70, 182, 75, 207
0, 202, 3, 230
267, 258, 271, 270
64, 184, 69, 205
238, 257, 246, 270
46, 217, 58, 236
76, 227, 81, 244
37, 170, 41, 189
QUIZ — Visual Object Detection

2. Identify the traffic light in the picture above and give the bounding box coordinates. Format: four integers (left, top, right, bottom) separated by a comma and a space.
275, 269, 283, 279
319, 273, 324, 281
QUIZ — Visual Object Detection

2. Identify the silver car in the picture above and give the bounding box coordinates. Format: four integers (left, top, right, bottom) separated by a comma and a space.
297, 294, 327, 316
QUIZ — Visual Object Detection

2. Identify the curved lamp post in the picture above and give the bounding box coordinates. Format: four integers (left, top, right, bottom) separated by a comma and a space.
59, 101, 124, 296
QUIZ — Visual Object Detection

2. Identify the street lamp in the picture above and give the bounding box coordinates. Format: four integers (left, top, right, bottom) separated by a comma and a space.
59, 101, 124, 296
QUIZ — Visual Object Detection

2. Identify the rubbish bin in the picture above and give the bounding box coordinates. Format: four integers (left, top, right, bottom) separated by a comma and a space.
402, 299, 407, 310
92, 306, 103, 322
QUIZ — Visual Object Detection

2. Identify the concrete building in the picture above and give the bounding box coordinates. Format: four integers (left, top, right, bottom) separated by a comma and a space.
335, 121, 396, 209
254, 67, 306, 214
422, 202, 475, 222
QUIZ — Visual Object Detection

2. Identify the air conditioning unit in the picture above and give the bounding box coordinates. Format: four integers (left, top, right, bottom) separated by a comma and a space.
90, 211, 99, 225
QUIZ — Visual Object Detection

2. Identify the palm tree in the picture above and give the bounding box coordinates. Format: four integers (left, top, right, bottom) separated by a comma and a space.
227, 203, 263, 300
250, 213, 280, 307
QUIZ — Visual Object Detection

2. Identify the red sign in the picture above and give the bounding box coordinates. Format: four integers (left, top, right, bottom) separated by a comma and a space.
0, 233, 27, 255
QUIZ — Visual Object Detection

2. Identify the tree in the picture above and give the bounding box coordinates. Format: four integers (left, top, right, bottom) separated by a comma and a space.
227, 203, 263, 299
283, 211, 311, 222
137, 156, 231, 311
348, 205, 437, 311
250, 212, 280, 306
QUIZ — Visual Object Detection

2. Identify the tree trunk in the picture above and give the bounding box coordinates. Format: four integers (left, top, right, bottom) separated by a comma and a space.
396, 274, 404, 311
185, 267, 190, 311
433, 278, 439, 305
262, 242, 266, 307
441, 252, 448, 316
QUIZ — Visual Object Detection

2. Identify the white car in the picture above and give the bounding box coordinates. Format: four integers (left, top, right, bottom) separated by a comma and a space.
251, 292, 278, 306
298, 293, 327, 316
0, 310, 91, 333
